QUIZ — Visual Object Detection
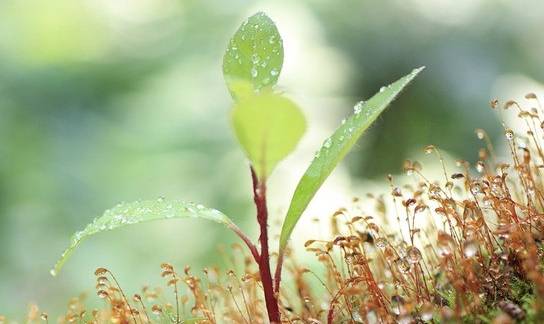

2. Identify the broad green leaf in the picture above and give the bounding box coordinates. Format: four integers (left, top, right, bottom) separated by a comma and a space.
51, 199, 237, 276
231, 92, 306, 179
223, 12, 283, 100
278, 67, 425, 251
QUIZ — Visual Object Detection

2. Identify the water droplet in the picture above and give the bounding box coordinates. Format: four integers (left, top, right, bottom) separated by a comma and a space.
323, 138, 332, 149
375, 238, 387, 248
438, 244, 452, 257
406, 247, 422, 264
268, 35, 276, 44
476, 161, 485, 173
366, 310, 378, 324
463, 239, 478, 257
270, 68, 279, 76
475, 129, 485, 140
251, 67, 258, 78
420, 302, 434, 321
398, 314, 413, 324
505, 129, 514, 140
392, 187, 402, 197
251, 53, 260, 64
379, 86, 386, 92
470, 183, 482, 195
353, 101, 364, 114
424, 145, 435, 154
397, 259, 410, 273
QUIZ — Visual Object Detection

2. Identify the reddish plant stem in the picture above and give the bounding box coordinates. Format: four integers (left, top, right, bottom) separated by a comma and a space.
228, 223, 260, 264
274, 252, 284, 293
251, 167, 281, 323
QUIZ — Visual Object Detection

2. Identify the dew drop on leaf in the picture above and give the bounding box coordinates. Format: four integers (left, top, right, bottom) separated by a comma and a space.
353, 101, 364, 114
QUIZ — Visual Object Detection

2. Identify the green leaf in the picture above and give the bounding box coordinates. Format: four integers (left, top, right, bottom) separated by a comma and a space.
231, 92, 306, 179
278, 67, 425, 251
51, 199, 237, 276
223, 12, 283, 100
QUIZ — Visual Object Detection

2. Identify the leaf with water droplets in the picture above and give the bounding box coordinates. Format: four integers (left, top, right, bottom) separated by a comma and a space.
231, 92, 306, 179
51, 199, 238, 276
278, 67, 425, 252
223, 12, 283, 100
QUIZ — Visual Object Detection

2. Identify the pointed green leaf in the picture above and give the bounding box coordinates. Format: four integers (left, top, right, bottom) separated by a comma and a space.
51, 199, 237, 276
278, 67, 425, 251
231, 92, 306, 179
223, 12, 283, 100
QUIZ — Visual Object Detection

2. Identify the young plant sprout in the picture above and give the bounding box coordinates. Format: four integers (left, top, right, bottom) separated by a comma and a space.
50, 12, 422, 323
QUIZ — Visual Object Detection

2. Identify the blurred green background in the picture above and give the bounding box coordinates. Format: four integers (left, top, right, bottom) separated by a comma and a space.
1, 0, 543, 315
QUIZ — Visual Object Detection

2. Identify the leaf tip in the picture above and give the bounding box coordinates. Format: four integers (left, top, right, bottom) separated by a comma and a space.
414, 66, 426, 74
250, 11, 272, 19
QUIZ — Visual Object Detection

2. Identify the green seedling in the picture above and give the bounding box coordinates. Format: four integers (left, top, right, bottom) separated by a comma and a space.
52, 11, 423, 323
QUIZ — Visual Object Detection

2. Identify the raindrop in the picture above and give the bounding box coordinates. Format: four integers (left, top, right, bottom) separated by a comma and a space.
505, 129, 514, 140
463, 239, 478, 257
475, 129, 485, 140
366, 310, 378, 324
352, 311, 363, 322
406, 247, 422, 264
251, 67, 258, 78
391, 187, 402, 197
438, 243, 452, 257
398, 314, 413, 324
323, 138, 332, 149
420, 302, 434, 321
270, 68, 279, 76
375, 238, 387, 248
470, 183, 482, 195
397, 259, 410, 273
476, 161, 485, 173
379, 86, 386, 92
424, 145, 435, 154
353, 101, 364, 114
